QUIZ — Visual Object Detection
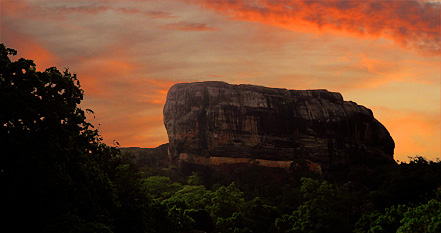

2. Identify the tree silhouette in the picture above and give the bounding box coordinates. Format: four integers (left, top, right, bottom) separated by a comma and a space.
0, 44, 167, 233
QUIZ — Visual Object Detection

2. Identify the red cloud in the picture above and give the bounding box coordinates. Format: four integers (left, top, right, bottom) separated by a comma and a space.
195, 0, 440, 55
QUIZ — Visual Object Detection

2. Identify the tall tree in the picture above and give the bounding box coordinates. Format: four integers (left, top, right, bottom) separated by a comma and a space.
0, 44, 166, 233
0, 43, 117, 231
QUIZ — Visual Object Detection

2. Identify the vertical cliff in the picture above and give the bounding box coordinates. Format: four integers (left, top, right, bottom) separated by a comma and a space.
163, 81, 395, 171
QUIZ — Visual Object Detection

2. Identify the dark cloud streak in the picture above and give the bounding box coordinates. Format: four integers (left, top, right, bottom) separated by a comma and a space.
162, 21, 219, 31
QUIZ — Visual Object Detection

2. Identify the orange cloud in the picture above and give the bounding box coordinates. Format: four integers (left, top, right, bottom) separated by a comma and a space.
75, 57, 137, 98
319, 50, 441, 90
195, 0, 441, 55
343, 54, 406, 88
373, 107, 440, 161
2, 28, 60, 71
96, 114, 167, 148
84, 76, 179, 148
131, 78, 178, 106
79, 71, 178, 148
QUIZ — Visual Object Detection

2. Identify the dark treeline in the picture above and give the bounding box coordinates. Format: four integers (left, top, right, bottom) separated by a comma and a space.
1, 44, 440, 233
123, 150, 441, 233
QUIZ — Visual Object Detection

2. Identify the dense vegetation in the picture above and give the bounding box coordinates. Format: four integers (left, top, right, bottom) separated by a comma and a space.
1, 44, 440, 232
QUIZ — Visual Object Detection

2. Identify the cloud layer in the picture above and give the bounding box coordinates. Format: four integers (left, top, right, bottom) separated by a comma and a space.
196, 0, 441, 55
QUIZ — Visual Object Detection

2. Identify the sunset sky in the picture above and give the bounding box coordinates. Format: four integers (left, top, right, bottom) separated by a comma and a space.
2, 0, 440, 162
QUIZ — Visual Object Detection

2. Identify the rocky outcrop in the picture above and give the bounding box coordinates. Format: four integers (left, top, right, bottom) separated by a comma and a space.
163, 81, 395, 172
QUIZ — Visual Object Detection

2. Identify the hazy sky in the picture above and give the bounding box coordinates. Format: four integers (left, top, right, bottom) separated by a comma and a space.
2, 0, 440, 162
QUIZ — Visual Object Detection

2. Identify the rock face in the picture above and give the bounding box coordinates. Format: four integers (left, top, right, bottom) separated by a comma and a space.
163, 81, 395, 172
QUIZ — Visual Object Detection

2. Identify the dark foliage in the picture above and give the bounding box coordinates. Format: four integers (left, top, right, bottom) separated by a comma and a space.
0, 44, 168, 233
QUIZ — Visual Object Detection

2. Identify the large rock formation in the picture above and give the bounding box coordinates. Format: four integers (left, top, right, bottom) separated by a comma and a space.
163, 81, 395, 172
